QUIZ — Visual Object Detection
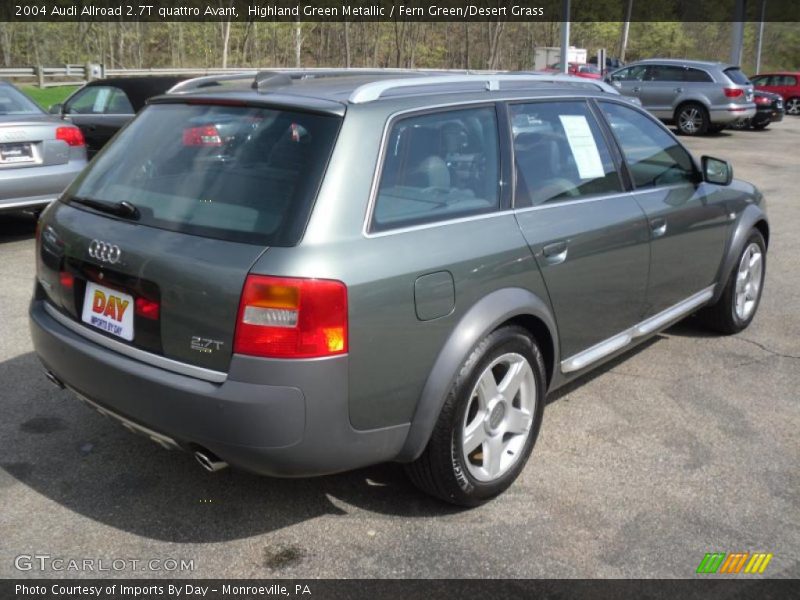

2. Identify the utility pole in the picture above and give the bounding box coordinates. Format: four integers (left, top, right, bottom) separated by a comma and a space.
729, 0, 746, 66
559, 0, 570, 73
755, 0, 766, 73
619, 0, 633, 63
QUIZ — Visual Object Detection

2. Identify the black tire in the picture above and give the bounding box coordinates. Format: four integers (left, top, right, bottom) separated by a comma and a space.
699, 229, 767, 334
752, 122, 769, 130
785, 97, 800, 116
675, 102, 709, 136
405, 326, 547, 507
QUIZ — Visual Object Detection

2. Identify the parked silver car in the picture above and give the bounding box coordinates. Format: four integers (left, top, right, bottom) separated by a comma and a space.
0, 81, 87, 213
606, 59, 756, 135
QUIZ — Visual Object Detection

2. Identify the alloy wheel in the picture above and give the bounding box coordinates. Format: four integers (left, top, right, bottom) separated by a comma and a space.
678, 107, 703, 134
786, 98, 800, 115
461, 352, 537, 482
734, 242, 764, 321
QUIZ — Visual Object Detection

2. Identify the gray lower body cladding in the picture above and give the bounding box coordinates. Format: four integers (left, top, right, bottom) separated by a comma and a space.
29, 299, 409, 477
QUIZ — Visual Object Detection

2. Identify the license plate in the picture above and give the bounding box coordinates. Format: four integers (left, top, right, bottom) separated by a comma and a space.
81, 282, 134, 341
0, 142, 33, 163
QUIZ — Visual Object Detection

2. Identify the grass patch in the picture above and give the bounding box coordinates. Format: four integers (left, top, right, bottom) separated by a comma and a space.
20, 85, 80, 111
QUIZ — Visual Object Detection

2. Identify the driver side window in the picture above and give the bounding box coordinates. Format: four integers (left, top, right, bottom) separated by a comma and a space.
511, 101, 622, 207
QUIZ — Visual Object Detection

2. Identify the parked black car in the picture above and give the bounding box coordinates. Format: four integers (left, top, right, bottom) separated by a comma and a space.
49, 76, 186, 157
729, 90, 784, 130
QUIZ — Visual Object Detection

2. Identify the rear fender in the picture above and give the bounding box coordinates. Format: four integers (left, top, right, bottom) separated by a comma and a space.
395, 287, 558, 462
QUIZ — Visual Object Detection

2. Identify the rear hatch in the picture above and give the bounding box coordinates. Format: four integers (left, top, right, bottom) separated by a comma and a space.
723, 67, 755, 103
36, 100, 341, 372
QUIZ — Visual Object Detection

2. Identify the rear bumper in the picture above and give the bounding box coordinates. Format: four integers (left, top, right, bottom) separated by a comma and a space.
754, 108, 784, 124
0, 159, 85, 211
29, 298, 408, 477
708, 104, 756, 124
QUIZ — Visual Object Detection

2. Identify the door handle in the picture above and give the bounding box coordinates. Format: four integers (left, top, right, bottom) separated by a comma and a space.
674, 87, 684, 93
650, 217, 667, 238
542, 240, 568, 264
632, 86, 641, 93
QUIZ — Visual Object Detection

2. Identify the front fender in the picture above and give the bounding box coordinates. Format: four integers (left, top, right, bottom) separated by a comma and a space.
395, 287, 558, 462
712, 200, 769, 304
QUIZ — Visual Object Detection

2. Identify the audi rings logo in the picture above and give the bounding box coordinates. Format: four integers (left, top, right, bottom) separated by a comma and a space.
88, 239, 122, 264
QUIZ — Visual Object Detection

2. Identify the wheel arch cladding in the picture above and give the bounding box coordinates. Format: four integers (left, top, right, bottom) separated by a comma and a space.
713, 205, 769, 304
395, 287, 558, 463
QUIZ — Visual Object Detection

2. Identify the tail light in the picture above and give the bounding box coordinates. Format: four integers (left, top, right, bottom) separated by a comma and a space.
234, 275, 348, 359
182, 125, 222, 147
755, 95, 771, 105
723, 88, 744, 98
135, 297, 160, 320
59, 271, 74, 290
55, 126, 85, 147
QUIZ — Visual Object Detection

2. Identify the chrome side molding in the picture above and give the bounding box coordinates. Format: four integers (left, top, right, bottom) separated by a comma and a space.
560, 285, 715, 374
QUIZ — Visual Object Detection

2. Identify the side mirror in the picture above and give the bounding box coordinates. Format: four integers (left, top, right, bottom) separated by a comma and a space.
48, 103, 63, 115
702, 156, 733, 186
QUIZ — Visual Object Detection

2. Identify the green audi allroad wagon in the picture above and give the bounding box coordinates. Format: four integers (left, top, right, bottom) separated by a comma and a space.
30, 71, 768, 505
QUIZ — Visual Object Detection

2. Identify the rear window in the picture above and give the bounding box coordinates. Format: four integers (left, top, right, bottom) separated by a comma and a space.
724, 68, 751, 85
63, 103, 340, 246
0, 84, 44, 115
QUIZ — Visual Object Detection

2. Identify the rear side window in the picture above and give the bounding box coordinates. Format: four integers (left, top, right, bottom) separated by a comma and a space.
511, 101, 622, 207
599, 102, 696, 188
724, 68, 751, 85
371, 106, 500, 232
778, 75, 797, 86
65, 103, 340, 246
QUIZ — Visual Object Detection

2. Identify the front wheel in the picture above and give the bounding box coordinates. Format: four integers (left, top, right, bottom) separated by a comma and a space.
675, 103, 709, 135
699, 230, 766, 334
405, 326, 546, 506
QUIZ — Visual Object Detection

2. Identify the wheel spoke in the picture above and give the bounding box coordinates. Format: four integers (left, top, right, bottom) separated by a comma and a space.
483, 435, 504, 478
749, 251, 762, 270
505, 406, 532, 436
463, 420, 487, 454
498, 359, 527, 402
736, 270, 747, 293
475, 370, 499, 408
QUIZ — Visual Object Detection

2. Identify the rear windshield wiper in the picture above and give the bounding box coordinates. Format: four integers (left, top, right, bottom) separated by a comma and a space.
69, 196, 140, 220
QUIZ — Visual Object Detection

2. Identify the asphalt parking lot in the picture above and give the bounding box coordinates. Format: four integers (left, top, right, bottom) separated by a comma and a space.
1, 118, 798, 580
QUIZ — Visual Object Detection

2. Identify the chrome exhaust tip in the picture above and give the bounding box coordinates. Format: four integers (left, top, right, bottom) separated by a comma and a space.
194, 449, 228, 473
44, 370, 64, 389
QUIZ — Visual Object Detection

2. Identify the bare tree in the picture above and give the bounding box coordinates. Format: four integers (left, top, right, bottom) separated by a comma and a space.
294, 19, 303, 67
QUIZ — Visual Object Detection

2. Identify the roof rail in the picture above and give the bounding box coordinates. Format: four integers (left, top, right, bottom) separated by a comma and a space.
168, 71, 257, 93
169, 67, 426, 94
348, 73, 615, 103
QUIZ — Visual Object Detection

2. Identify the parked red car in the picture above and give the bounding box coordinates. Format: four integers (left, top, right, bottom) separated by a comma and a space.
568, 63, 602, 80
749, 72, 800, 115
542, 63, 603, 80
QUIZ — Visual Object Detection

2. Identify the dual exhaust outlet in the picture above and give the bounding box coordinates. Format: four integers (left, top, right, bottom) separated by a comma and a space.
44, 369, 229, 473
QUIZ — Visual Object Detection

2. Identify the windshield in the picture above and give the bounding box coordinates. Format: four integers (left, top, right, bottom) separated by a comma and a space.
0, 84, 45, 115
63, 103, 341, 246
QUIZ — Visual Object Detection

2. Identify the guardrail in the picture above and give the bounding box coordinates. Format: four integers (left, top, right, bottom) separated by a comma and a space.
0, 64, 271, 87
